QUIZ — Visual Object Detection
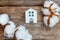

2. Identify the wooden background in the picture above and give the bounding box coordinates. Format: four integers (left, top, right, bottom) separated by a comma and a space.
0, 0, 60, 40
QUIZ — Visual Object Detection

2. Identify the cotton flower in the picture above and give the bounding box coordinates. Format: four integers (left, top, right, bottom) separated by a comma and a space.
0, 14, 9, 25
15, 25, 32, 40
43, 16, 59, 28
4, 21, 16, 38
41, 0, 60, 28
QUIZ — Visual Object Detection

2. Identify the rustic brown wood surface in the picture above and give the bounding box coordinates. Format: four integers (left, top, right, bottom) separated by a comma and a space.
0, 6, 59, 40
0, 0, 60, 40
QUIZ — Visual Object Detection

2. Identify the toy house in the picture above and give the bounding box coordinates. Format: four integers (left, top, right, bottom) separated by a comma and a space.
25, 8, 37, 23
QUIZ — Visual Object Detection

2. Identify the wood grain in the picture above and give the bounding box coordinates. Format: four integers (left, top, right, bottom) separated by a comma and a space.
0, 0, 60, 40
0, 0, 59, 6
0, 6, 59, 40
0, 0, 45, 6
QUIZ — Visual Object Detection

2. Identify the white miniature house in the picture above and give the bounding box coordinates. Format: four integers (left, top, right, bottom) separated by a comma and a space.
25, 8, 37, 23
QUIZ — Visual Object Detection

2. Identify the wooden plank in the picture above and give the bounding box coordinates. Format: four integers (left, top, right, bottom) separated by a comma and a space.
0, 0, 45, 6
0, 0, 59, 6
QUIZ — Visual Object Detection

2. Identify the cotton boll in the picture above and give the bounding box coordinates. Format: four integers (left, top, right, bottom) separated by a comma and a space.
41, 8, 50, 15
43, 16, 59, 28
50, 2, 60, 15
4, 21, 16, 38
15, 25, 32, 40
49, 16, 59, 28
44, 1, 54, 7
55, 7, 60, 15
51, 3, 59, 10
42, 0, 60, 28
43, 16, 49, 26
16, 30, 32, 40
0, 14, 9, 25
